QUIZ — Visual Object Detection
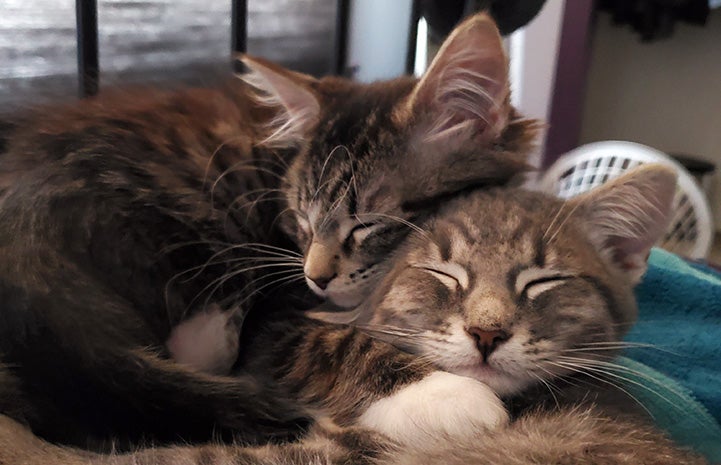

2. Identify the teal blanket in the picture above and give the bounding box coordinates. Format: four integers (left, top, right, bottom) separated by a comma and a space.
623, 248, 721, 462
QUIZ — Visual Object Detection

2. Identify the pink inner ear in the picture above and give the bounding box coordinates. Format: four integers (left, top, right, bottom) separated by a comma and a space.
239, 57, 320, 135
610, 202, 668, 258
408, 14, 509, 142
579, 165, 677, 279
609, 237, 652, 271
431, 53, 508, 138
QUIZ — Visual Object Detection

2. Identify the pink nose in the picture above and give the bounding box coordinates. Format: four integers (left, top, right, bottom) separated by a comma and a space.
465, 327, 510, 362
308, 274, 336, 290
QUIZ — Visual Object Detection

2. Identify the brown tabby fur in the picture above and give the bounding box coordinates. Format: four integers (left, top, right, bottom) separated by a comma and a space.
0, 410, 705, 465
0, 12, 535, 450
0, 166, 705, 464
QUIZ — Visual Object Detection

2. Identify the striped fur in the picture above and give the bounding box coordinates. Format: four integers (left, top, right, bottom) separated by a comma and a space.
0, 11, 536, 449
1, 408, 704, 465
358, 166, 677, 397
0, 165, 703, 464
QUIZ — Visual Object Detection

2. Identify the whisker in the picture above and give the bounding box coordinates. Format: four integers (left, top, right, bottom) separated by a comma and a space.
344, 146, 359, 209
198, 267, 304, 316
357, 324, 431, 351
551, 357, 700, 420
225, 187, 285, 213
202, 135, 247, 188
357, 322, 429, 334
530, 370, 561, 408
169, 256, 301, 288
542, 203, 567, 241
269, 205, 300, 232
556, 356, 690, 402
221, 242, 303, 258
563, 342, 680, 357
228, 272, 308, 315
357, 212, 431, 239
318, 177, 354, 233
245, 196, 287, 224
213, 164, 285, 199
312, 145, 347, 202
225, 197, 286, 233
536, 362, 585, 391
159, 239, 233, 255
547, 360, 654, 418
310, 178, 336, 205
389, 353, 437, 372
168, 244, 301, 288
546, 201, 583, 246
210, 160, 264, 206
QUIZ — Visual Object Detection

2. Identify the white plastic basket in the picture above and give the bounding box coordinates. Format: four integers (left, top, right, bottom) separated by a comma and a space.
538, 141, 714, 260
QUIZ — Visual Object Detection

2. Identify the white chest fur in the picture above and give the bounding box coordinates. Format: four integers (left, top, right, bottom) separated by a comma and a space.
358, 371, 509, 449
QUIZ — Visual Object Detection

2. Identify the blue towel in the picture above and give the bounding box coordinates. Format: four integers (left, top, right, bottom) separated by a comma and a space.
623, 248, 721, 462
616, 357, 721, 462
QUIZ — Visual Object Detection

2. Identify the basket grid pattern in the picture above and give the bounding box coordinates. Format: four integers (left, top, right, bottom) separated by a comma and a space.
541, 142, 713, 260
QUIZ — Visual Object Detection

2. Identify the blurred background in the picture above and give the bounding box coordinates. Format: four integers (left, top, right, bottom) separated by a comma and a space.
0, 0, 338, 107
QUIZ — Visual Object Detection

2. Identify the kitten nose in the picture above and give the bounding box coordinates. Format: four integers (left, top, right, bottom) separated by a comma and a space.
466, 327, 510, 362
308, 273, 336, 290
305, 242, 337, 291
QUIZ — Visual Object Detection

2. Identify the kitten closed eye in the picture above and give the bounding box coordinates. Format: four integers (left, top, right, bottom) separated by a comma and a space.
344, 222, 384, 247
515, 268, 572, 300
413, 263, 469, 291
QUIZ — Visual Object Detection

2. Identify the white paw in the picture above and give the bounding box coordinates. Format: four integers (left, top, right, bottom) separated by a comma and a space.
358, 371, 508, 448
166, 305, 239, 375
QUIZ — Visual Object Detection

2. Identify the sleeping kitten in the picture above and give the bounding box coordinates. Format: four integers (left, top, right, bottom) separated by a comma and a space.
167, 10, 537, 373
1, 165, 705, 464
237, 163, 694, 455
0, 13, 533, 449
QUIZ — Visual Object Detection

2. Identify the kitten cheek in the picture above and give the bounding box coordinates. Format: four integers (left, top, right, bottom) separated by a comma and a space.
404, 269, 437, 285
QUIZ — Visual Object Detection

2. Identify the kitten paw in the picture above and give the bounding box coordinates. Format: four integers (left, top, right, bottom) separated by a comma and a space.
358, 371, 508, 447
166, 305, 239, 375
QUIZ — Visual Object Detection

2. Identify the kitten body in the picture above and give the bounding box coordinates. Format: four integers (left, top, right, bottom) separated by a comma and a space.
0, 165, 705, 464
161, 165, 705, 463
0, 13, 533, 449
215, 164, 708, 463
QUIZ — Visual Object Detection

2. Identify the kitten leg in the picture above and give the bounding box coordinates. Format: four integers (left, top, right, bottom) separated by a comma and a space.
358, 371, 509, 449
166, 304, 239, 375
0, 414, 385, 465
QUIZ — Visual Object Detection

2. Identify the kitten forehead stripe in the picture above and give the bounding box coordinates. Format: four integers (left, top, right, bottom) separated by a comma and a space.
534, 234, 546, 267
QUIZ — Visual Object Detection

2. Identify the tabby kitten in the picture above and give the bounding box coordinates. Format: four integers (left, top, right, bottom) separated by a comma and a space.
0, 13, 532, 449
244, 163, 701, 461
0, 165, 705, 465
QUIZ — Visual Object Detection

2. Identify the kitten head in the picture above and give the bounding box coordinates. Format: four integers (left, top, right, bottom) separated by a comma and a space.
350, 165, 676, 395
238, 13, 537, 307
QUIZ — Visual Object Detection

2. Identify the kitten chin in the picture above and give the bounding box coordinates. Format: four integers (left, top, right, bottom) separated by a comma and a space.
453, 365, 527, 397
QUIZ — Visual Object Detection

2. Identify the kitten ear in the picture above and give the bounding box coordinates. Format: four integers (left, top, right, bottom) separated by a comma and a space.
235, 55, 320, 147
572, 164, 677, 283
403, 13, 509, 144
